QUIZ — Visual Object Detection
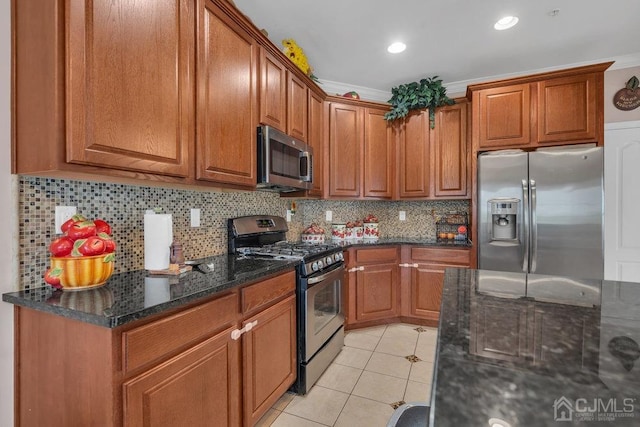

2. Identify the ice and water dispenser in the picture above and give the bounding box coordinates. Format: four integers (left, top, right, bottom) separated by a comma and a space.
488, 198, 519, 241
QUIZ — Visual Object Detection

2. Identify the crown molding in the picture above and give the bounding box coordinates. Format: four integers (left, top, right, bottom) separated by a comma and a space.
320, 80, 390, 103
323, 53, 640, 103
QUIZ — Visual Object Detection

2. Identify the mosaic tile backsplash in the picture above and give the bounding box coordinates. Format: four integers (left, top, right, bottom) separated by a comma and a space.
18, 176, 468, 290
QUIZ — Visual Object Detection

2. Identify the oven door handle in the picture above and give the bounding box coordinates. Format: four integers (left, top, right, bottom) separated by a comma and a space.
307, 264, 345, 285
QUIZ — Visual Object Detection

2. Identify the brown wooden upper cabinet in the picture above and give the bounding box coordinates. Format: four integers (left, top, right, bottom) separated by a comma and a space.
196, 0, 258, 187
396, 101, 469, 199
259, 48, 309, 143
328, 100, 393, 199
14, 0, 195, 179
473, 83, 532, 149
307, 91, 325, 197
469, 62, 611, 151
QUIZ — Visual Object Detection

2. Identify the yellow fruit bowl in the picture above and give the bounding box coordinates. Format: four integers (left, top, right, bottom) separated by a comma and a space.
49, 254, 115, 290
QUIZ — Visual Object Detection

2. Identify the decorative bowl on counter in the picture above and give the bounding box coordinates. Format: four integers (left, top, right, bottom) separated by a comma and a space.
48, 254, 115, 290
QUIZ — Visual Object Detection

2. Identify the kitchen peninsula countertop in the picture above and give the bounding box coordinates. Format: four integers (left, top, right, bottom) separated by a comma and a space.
432, 268, 640, 426
2, 255, 298, 328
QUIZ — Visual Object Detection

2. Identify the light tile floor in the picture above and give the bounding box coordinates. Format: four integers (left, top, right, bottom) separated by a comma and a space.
256, 323, 437, 427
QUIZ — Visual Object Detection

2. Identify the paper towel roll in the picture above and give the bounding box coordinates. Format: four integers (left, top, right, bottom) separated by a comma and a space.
144, 213, 173, 270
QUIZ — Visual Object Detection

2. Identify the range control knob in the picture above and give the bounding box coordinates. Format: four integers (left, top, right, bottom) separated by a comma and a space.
311, 261, 319, 272
334, 253, 341, 262
317, 260, 324, 269
326, 256, 333, 265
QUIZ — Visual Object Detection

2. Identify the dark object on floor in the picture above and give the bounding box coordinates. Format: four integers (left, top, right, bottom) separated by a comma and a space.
387, 402, 430, 427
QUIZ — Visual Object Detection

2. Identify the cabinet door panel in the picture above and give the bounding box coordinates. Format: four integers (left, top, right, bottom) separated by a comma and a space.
259, 49, 287, 131
288, 73, 309, 142
537, 74, 597, 144
434, 103, 467, 197
307, 91, 324, 197
477, 84, 532, 148
243, 295, 296, 426
398, 111, 430, 198
66, 0, 193, 176
197, 1, 257, 186
329, 103, 361, 197
356, 263, 399, 321
410, 265, 445, 319
363, 108, 393, 198
123, 326, 241, 427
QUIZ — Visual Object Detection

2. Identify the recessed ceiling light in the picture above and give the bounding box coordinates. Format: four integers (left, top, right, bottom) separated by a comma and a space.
387, 42, 406, 54
494, 16, 519, 30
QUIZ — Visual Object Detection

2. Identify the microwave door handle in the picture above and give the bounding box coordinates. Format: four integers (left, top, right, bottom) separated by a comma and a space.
300, 151, 312, 182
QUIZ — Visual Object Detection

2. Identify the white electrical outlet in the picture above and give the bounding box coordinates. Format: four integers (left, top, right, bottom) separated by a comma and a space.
190, 208, 201, 227
399, 211, 406, 221
325, 211, 333, 221
286, 210, 292, 222
55, 206, 77, 234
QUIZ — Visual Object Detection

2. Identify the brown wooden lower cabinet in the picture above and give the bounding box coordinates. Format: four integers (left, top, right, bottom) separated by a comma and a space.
242, 295, 296, 426
123, 325, 241, 426
346, 245, 470, 328
355, 262, 399, 322
407, 264, 446, 320
14, 270, 297, 427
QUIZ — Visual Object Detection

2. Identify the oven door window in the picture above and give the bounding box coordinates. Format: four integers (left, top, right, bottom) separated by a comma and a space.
313, 281, 340, 334
270, 139, 306, 180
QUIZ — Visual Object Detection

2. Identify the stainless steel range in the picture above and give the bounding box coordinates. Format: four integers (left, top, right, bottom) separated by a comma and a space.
228, 215, 345, 394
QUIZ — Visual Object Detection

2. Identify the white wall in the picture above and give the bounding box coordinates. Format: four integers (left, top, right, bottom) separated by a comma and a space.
1, 0, 14, 424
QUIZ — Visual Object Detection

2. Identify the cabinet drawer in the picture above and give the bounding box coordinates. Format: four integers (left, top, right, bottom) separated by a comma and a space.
241, 271, 296, 315
355, 247, 398, 263
410, 247, 470, 265
122, 292, 238, 373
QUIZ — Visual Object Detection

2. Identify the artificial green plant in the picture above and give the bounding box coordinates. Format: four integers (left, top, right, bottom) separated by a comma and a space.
384, 76, 455, 128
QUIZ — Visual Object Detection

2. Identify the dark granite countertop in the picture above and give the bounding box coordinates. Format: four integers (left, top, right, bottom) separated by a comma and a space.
334, 237, 472, 249
432, 268, 640, 426
2, 255, 298, 328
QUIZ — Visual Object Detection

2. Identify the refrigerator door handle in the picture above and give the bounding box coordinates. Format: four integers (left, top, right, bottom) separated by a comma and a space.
522, 179, 530, 272
530, 179, 538, 272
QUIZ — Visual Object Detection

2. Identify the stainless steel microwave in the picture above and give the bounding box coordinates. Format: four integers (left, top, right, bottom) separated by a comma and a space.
257, 125, 313, 192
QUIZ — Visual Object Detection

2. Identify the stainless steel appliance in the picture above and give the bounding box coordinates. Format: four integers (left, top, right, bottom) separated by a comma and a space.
227, 215, 345, 394
257, 125, 313, 192
478, 145, 604, 280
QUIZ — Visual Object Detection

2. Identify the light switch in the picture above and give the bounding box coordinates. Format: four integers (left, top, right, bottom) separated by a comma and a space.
55, 206, 77, 234
399, 211, 406, 221
325, 211, 333, 221
190, 208, 200, 227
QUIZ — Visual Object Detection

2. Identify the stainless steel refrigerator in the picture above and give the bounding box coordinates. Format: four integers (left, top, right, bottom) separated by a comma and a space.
477, 145, 604, 280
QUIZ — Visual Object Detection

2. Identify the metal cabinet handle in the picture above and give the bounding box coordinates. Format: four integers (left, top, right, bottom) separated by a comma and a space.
530, 179, 538, 273
347, 266, 365, 272
522, 179, 530, 272
399, 263, 419, 268
230, 320, 258, 340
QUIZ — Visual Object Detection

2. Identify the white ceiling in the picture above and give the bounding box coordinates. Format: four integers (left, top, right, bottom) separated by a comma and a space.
233, 0, 640, 101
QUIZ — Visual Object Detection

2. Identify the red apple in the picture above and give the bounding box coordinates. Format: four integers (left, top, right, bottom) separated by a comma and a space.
67, 221, 97, 240
94, 219, 112, 235
44, 268, 62, 288
60, 214, 87, 233
49, 236, 74, 257
78, 236, 106, 256
98, 233, 116, 253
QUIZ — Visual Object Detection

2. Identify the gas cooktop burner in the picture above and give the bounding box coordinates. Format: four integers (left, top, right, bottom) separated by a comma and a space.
237, 242, 341, 260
